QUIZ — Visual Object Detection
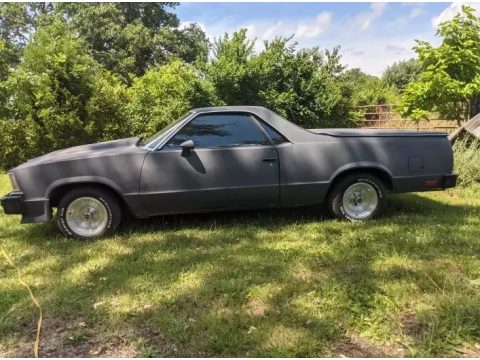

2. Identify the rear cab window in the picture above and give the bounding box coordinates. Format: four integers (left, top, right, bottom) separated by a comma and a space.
257, 121, 288, 145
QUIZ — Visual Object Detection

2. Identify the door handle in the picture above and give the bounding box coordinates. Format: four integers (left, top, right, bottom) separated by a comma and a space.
262, 158, 277, 162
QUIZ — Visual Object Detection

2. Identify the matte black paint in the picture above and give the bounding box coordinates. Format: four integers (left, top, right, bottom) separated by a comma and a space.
1, 106, 457, 223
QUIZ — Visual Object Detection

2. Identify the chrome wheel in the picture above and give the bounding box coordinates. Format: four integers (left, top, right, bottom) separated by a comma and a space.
342, 182, 379, 220
65, 197, 108, 237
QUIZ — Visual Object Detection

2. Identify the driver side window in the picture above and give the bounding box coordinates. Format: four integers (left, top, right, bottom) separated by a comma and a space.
164, 114, 269, 149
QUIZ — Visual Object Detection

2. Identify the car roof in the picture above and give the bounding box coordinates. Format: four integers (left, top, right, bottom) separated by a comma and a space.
190, 106, 308, 142
191, 106, 269, 114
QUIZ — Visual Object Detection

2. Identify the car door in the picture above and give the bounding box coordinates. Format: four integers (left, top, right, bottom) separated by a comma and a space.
140, 113, 280, 215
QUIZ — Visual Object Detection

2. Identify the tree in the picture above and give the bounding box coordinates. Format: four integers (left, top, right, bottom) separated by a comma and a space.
382, 58, 422, 91
0, 3, 36, 73
0, 3, 54, 52
0, 4, 420, 170
159, 23, 210, 64
55, 3, 209, 81
0, 3, 32, 47
206, 29, 259, 106
3, 19, 128, 158
253, 38, 352, 128
400, 6, 480, 123
206, 31, 356, 128
342, 68, 398, 106
126, 60, 215, 138
0, 39, 16, 115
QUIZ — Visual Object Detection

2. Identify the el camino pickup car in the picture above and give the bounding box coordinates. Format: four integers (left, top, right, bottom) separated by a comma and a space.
1, 106, 457, 239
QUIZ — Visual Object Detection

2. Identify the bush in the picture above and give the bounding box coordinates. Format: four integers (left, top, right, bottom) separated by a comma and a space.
126, 59, 215, 139
382, 59, 422, 91
0, 21, 400, 169
2, 19, 132, 168
6, 19, 102, 153
340, 68, 398, 106
86, 71, 130, 141
0, 120, 33, 170
207, 33, 358, 129
453, 137, 480, 187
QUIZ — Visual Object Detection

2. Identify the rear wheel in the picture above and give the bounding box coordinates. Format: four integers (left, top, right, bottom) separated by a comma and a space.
328, 173, 386, 221
56, 187, 122, 239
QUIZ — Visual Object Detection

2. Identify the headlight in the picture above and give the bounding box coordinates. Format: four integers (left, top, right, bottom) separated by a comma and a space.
8, 173, 20, 192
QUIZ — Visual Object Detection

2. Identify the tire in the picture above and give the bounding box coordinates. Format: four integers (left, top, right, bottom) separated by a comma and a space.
56, 186, 122, 239
327, 172, 387, 221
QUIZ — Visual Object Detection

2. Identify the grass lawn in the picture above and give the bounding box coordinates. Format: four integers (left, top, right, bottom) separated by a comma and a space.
1, 172, 479, 357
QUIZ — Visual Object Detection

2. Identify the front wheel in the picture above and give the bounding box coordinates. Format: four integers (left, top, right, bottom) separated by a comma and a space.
328, 173, 387, 221
56, 187, 122, 239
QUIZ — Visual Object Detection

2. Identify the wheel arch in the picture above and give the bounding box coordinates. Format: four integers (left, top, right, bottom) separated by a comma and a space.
47, 177, 131, 214
327, 164, 393, 195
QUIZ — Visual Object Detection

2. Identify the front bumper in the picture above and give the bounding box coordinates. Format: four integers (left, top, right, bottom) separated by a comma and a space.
1, 192, 51, 223
1, 191, 24, 214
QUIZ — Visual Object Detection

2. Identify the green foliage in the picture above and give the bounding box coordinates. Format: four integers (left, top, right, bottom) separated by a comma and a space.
6, 19, 99, 153
0, 3, 32, 47
66, 330, 90, 344
0, 40, 14, 81
400, 6, 480, 122
0, 6, 404, 169
206, 29, 258, 106
254, 40, 353, 128
453, 137, 480, 186
159, 23, 210, 65
86, 71, 130, 141
206, 32, 357, 128
0, 40, 17, 118
126, 60, 215, 138
0, 19, 129, 169
382, 58, 422, 91
55, 3, 208, 81
0, 119, 32, 170
341, 68, 399, 106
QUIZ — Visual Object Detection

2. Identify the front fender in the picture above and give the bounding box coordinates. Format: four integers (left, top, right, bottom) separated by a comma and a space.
45, 176, 124, 199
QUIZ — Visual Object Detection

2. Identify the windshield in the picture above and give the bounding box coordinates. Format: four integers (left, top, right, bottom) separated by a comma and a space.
140, 112, 192, 150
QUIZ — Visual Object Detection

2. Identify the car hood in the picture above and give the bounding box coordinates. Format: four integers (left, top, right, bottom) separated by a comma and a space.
17, 137, 142, 168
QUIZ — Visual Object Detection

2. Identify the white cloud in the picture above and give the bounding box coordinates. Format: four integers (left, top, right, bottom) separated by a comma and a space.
409, 4, 425, 19
185, 12, 332, 50
339, 34, 427, 76
344, 48, 365, 56
179, 3, 443, 76
295, 12, 332, 39
354, 2, 387, 31
385, 44, 409, 55
244, 12, 332, 42
432, 2, 480, 28
261, 21, 285, 41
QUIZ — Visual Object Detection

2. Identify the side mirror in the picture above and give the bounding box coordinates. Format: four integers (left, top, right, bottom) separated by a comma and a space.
180, 140, 194, 157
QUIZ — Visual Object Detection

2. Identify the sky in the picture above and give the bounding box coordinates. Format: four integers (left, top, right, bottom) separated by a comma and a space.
176, 2, 479, 76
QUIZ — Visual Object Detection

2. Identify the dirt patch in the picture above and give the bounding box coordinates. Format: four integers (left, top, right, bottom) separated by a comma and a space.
246, 299, 268, 317
457, 343, 480, 358
333, 332, 407, 358
291, 263, 315, 283
0, 317, 178, 358
399, 311, 426, 339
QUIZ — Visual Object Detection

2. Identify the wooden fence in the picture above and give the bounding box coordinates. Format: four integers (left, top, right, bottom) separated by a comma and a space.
353, 104, 460, 134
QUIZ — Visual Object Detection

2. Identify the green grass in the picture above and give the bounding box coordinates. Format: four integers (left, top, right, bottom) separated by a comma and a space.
1, 173, 479, 357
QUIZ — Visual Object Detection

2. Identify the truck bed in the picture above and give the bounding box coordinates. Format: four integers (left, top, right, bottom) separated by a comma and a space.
307, 128, 447, 137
